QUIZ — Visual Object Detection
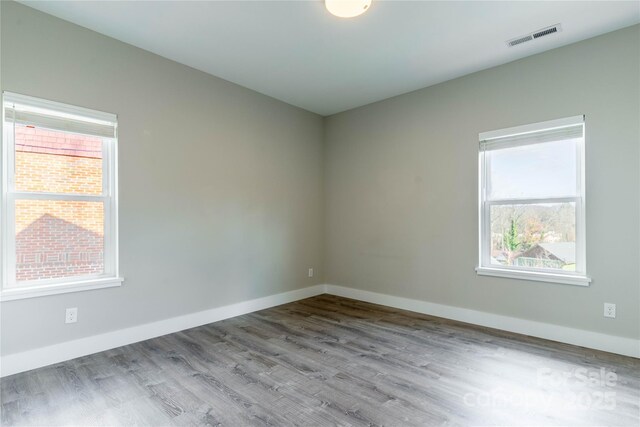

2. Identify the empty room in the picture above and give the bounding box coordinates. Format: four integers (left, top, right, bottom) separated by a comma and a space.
0, 0, 639, 426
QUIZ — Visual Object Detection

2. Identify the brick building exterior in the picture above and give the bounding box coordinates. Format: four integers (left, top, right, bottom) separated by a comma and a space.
15, 125, 105, 282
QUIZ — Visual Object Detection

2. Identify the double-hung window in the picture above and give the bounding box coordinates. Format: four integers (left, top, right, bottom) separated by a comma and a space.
477, 116, 590, 286
1, 92, 122, 300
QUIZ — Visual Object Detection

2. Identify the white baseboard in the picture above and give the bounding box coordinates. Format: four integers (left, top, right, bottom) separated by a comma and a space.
324, 284, 640, 358
0, 285, 325, 377
3, 283, 637, 377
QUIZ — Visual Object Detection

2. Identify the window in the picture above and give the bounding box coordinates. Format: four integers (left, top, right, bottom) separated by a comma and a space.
477, 116, 590, 286
1, 92, 122, 300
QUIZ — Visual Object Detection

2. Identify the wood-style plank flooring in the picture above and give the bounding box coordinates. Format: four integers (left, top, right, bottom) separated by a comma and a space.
1, 295, 639, 426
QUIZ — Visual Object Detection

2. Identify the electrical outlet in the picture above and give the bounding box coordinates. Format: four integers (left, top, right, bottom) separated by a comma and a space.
603, 303, 616, 319
65, 307, 78, 324
308, 268, 314, 278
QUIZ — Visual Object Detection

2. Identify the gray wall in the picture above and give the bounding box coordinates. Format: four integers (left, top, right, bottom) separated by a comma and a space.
2, 1, 638, 358
325, 25, 640, 339
0, 2, 324, 355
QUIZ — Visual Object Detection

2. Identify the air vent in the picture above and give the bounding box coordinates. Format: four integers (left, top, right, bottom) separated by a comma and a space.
506, 24, 562, 47
533, 26, 558, 39
508, 35, 533, 47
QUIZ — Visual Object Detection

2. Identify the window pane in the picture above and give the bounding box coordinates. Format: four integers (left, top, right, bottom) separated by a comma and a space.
15, 200, 104, 283
488, 139, 577, 200
14, 124, 103, 195
489, 202, 576, 272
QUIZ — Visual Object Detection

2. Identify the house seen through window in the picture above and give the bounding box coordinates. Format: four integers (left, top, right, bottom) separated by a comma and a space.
477, 116, 589, 285
2, 92, 121, 299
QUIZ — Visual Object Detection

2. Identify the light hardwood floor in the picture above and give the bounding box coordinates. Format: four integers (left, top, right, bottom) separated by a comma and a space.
1, 295, 639, 426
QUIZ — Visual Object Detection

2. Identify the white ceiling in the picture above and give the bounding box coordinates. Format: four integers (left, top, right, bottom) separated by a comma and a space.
19, 1, 640, 116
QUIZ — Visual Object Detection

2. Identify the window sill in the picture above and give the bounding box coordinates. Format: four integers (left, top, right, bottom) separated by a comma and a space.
0, 277, 124, 302
476, 267, 591, 286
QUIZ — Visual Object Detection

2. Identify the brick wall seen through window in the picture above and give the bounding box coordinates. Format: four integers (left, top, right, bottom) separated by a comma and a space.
15, 125, 105, 281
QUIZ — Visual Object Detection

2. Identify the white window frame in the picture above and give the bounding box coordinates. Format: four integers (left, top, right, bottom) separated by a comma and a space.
476, 116, 591, 286
1, 92, 123, 301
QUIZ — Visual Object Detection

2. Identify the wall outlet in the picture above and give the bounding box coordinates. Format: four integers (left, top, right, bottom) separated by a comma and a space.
308, 268, 314, 278
65, 307, 78, 324
603, 303, 616, 319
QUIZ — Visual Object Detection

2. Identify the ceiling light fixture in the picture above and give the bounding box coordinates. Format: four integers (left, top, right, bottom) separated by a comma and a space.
325, 0, 372, 18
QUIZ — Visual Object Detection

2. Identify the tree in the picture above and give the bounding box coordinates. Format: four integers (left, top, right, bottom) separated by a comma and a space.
523, 217, 545, 250
503, 218, 521, 264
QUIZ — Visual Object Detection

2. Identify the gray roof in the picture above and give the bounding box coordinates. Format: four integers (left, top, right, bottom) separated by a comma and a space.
538, 242, 576, 264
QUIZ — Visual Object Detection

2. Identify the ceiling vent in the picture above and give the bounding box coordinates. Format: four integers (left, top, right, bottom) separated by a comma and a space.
507, 24, 562, 47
